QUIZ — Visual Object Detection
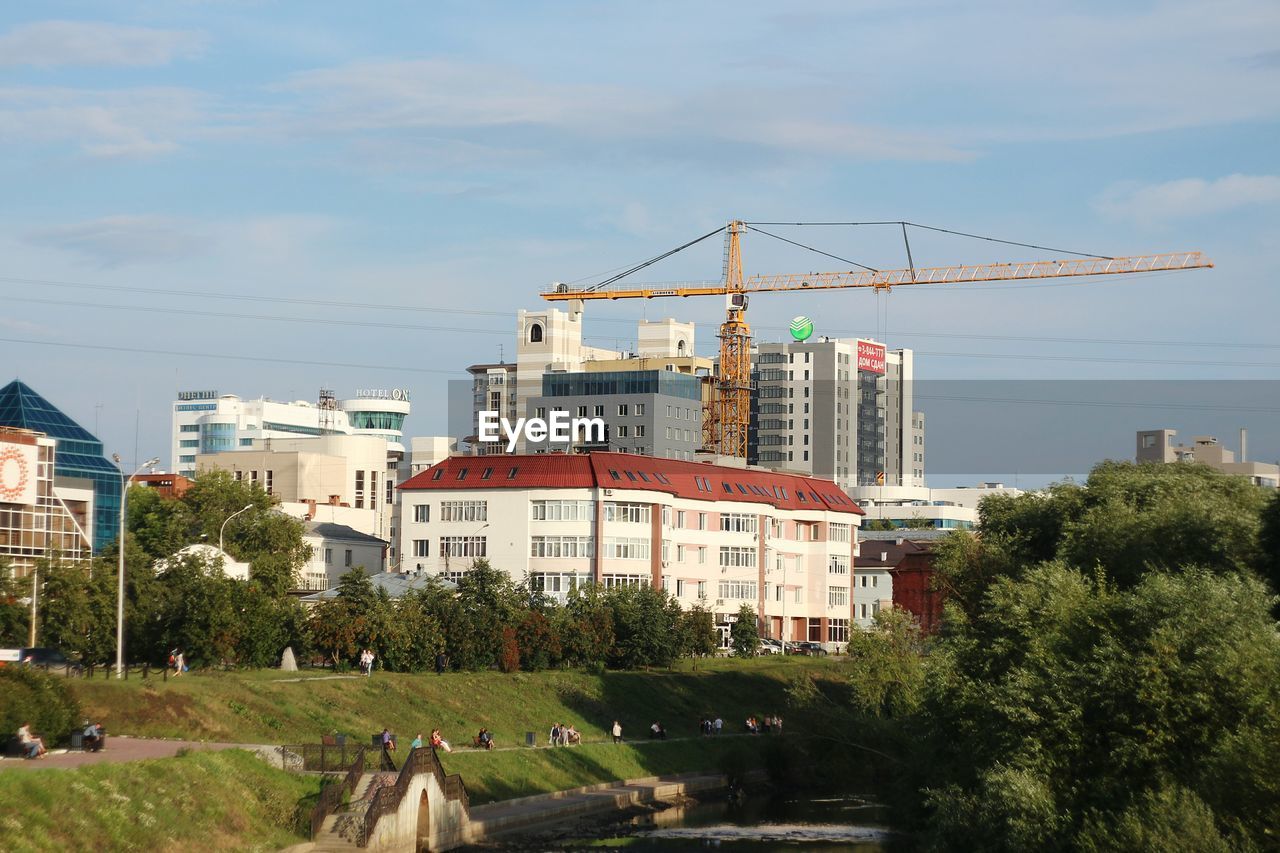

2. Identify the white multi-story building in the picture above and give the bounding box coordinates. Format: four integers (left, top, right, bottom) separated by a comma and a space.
398, 452, 864, 648
751, 339, 923, 491
171, 387, 410, 479
300, 521, 389, 591
849, 482, 1023, 530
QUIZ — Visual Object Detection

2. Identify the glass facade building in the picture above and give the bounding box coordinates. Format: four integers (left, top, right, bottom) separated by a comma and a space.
0, 381, 121, 552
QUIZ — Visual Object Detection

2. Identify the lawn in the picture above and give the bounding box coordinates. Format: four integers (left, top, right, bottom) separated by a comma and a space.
0, 749, 320, 853
70, 657, 837, 749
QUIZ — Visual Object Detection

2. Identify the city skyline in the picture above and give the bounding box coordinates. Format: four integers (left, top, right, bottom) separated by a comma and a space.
2, 2, 1277, 470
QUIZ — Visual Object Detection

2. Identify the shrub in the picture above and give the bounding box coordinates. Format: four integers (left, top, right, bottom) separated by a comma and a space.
0, 666, 82, 747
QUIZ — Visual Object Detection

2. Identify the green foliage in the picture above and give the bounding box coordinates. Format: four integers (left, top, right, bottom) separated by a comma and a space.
678, 604, 717, 658
730, 604, 759, 658
1259, 489, 1280, 601
0, 666, 82, 746
842, 607, 925, 718
917, 564, 1280, 850
0, 558, 28, 646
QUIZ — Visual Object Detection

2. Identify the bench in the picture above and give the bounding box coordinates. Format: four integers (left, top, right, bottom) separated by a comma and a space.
471, 736, 494, 750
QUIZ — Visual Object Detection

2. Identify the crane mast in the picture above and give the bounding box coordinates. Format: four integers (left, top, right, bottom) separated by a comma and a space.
544, 220, 1213, 459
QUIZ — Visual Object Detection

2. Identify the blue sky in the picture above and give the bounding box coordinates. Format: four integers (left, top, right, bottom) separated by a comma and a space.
1, 1, 1277, 473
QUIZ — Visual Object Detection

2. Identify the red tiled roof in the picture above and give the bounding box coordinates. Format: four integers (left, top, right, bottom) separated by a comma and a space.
399, 452, 862, 515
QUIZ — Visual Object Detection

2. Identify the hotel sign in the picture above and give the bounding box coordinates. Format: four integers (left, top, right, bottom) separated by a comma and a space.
856, 340, 886, 375
177, 390, 219, 401
0, 440, 37, 506
355, 389, 411, 402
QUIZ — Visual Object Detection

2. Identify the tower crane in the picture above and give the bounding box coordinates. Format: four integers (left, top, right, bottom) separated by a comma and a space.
543, 219, 1213, 458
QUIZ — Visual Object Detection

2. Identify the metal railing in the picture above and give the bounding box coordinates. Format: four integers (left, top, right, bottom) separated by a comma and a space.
309, 745, 366, 838
356, 747, 470, 847
281, 741, 365, 772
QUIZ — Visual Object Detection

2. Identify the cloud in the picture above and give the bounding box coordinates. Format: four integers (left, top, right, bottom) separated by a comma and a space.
0, 86, 206, 157
1096, 174, 1280, 224
273, 58, 971, 166
0, 20, 204, 68
23, 216, 206, 267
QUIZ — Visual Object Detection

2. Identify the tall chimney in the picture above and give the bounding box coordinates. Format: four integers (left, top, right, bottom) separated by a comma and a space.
1241, 428, 1248, 463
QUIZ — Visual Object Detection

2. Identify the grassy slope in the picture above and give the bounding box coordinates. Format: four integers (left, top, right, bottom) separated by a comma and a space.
0, 749, 320, 853
70, 657, 831, 747
70, 658, 839, 803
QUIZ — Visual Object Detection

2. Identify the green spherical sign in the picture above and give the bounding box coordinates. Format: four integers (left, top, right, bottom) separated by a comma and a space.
790, 316, 814, 341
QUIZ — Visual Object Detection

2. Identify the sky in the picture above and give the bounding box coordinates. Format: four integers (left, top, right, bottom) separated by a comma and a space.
1, 0, 1277, 478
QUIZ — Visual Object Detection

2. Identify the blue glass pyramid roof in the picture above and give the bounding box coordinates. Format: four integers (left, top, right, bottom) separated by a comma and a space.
0, 379, 121, 550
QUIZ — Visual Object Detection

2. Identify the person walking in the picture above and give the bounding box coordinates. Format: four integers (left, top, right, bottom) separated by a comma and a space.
611, 720, 622, 744
713, 716, 723, 736
174, 650, 186, 677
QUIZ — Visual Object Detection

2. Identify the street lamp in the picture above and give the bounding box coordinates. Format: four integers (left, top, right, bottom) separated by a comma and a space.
112, 454, 160, 679
219, 504, 254, 554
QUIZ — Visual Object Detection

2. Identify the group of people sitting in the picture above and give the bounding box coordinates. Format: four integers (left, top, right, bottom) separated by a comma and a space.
744, 714, 783, 734
15, 720, 106, 759
548, 722, 581, 746
405, 728, 452, 753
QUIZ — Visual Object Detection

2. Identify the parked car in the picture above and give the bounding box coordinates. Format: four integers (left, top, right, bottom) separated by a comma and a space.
758, 637, 783, 655
792, 642, 829, 657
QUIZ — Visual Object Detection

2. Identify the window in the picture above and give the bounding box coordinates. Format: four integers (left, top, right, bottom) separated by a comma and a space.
456, 467, 468, 481
413, 539, 430, 557
413, 504, 429, 523
440, 500, 487, 522
618, 404, 628, 416
719, 546, 756, 568
603, 573, 648, 589
617, 425, 629, 438
179, 424, 199, 432
432, 467, 444, 480
603, 502, 650, 523
666, 405, 672, 417
531, 500, 594, 521
239, 438, 253, 446
481, 467, 493, 480
179, 454, 195, 464
635, 425, 645, 438
594, 405, 604, 417
829, 556, 850, 574
265, 470, 273, 495
676, 578, 686, 597
179, 439, 198, 448
530, 536, 594, 558
718, 579, 757, 600
528, 323, 543, 343
676, 510, 685, 528
608, 469, 621, 481
829, 586, 849, 607
676, 544, 686, 562
344, 549, 353, 567
535, 407, 546, 419
578, 405, 588, 417
830, 618, 849, 644
440, 536, 487, 558
860, 603, 868, 619
324, 547, 333, 565
635, 404, 645, 415
698, 547, 708, 564
602, 537, 650, 559
720, 513, 758, 534
829, 523, 851, 543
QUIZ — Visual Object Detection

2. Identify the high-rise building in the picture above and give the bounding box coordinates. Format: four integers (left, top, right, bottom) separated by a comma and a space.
748, 339, 923, 491
0, 380, 121, 552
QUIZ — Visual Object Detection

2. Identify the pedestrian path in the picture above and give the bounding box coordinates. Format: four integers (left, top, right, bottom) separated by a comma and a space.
0, 735, 273, 770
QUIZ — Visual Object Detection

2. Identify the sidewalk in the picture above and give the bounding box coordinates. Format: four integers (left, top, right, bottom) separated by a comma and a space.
0, 736, 272, 771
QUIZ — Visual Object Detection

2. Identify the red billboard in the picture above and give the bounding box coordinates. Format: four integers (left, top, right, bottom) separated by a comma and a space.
857, 340, 886, 374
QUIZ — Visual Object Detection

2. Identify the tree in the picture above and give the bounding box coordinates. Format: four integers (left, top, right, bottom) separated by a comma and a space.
842, 607, 925, 718
1258, 490, 1280, 600
916, 564, 1280, 850
678, 604, 717, 658
730, 604, 759, 657
0, 559, 30, 647
309, 568, 385, 667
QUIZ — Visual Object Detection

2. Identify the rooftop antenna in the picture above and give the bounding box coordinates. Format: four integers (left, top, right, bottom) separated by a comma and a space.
318, 388, 337, 433
498, 344, 504, 364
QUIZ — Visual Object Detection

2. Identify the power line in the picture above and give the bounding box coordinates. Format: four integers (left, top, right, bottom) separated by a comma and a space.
742, 221, 1112, 259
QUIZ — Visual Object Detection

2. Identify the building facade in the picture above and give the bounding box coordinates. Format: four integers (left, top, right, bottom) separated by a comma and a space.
749, 339, 923, 491
0, 380, 120, 552
849, 482, 1022, 529
527, 370, 703, 459
300, 521, 388, 591
398, 452, 863, 648
0, 427, 95, 578
194, 434, 394, 540
170, 387, 410, 479
1137, 429, 1279, 487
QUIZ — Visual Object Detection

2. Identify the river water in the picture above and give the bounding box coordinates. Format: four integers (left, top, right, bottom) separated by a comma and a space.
551, 792, 891, 851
